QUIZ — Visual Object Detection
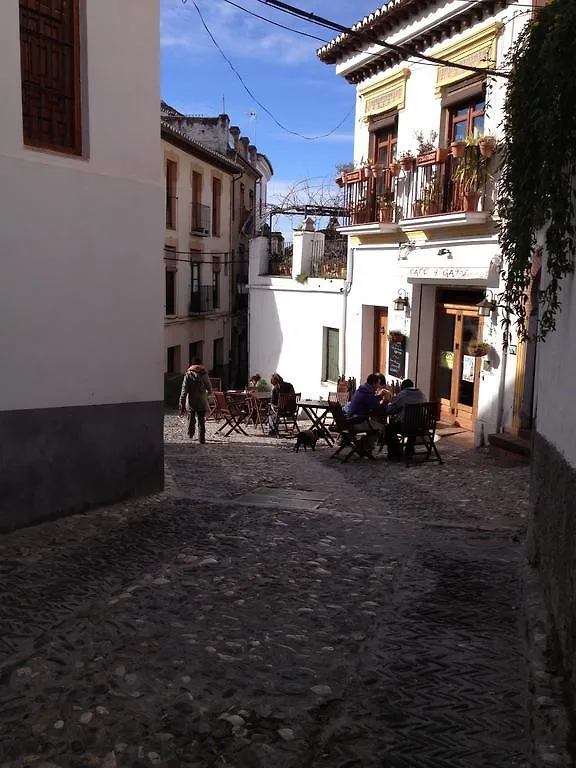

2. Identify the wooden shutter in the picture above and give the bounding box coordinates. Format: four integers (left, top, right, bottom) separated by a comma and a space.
19, 0, 82, 154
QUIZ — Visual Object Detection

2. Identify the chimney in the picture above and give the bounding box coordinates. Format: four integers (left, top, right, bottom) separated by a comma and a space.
230, 126, 240, 152
249, 145, 258, 166
239, 137, 250, 159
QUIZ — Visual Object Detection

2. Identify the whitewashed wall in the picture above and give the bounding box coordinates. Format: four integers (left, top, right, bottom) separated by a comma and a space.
249, 237, 345, 399
0, 0, 164, 411
534, 271, 576, 468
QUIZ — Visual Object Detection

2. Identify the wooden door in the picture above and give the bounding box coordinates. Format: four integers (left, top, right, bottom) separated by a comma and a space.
434, 305, 482, 430
373, 307, 388, 375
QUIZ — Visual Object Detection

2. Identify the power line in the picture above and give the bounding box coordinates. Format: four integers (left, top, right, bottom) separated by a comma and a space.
257, 0, 511, 78
183, 0, 355, 140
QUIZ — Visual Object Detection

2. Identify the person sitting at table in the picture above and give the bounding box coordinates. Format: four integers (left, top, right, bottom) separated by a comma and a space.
249, 373, 272, 392
268, 373, 295, 437
385, 378, 426, 461
346, 374, 388, 453
375, 373, 394, 402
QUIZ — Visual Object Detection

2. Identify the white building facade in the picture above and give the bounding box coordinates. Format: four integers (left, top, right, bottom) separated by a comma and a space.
315, 0, 537, 444
0, 0, 164, 529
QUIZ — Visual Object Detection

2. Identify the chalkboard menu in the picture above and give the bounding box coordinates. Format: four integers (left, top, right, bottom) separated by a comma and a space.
388, 340, 406, 379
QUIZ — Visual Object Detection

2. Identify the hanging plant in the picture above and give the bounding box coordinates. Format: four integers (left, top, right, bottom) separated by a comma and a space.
498, 0, 576, 339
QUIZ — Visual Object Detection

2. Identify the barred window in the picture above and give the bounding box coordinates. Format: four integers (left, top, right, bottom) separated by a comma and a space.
19, 0, 82, 155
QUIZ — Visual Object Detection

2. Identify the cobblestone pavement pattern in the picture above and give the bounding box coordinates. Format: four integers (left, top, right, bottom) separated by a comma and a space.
0, 413, 530, 767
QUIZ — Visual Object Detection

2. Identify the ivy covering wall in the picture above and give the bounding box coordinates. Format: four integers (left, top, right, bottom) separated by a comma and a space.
498, 0, 576, 339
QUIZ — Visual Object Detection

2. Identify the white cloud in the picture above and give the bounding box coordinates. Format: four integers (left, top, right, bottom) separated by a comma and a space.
160, 0, 320, 65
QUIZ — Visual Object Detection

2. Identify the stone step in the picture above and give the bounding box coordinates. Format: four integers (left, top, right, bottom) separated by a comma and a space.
488, 432, 531, 462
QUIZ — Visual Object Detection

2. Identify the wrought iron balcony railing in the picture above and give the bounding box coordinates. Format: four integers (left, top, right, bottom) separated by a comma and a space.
310, 238, 347, 279
190, 202, 211, 235
189, 285, 218, 314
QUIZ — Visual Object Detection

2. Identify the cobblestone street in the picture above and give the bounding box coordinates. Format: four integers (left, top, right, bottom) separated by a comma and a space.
0, 414, 530, 768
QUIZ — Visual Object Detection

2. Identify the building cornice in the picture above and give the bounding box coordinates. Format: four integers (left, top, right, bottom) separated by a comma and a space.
161, 122, 240, 175
317, 0, 511, 85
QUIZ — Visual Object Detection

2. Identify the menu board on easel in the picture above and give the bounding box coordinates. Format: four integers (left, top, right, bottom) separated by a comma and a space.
388, 340, 406, 380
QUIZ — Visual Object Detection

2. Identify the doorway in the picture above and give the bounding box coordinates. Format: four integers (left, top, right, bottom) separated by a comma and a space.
373, 307, 388, 375
434, 303, 483, 430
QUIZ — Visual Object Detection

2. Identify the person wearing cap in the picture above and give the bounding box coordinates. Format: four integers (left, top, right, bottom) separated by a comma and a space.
385, 378, 426, 460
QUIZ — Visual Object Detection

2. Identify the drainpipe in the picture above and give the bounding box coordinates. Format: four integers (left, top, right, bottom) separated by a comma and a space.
496, 312, 510, 433
340, 244, 354, 376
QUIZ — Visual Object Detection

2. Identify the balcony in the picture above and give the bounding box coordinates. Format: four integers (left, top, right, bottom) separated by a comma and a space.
190, 202, 210, 236
166, 195, 177, 230
310, 237, 347, 279
267, 241, 293, 276
189, 285, 218, 314
340, 152, 494, 233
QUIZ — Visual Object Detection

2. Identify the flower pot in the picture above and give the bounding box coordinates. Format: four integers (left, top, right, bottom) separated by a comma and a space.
450, 141, 466, 159
335, 175, 344, 188
389, 162, 401, 177
400, 157, 415, 172
372, 164, 385, 178
412, 201, 423, 217
462, 191, 480, 212
379, 207, 394, 223
478, 137, 497, 158
423, 202, 440, 216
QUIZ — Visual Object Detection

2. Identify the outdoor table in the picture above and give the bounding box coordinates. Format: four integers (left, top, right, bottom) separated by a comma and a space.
298, 399, 334, 445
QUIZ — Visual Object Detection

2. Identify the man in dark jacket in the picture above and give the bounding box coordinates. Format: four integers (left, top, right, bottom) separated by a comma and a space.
268, 372, 295, 436
346, 374, 388, 452
385, 378, 426, 460
179, 362, 212, 443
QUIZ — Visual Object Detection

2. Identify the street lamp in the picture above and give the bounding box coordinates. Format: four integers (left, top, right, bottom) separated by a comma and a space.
477, 289, 496, 317
393, 289, 409, 312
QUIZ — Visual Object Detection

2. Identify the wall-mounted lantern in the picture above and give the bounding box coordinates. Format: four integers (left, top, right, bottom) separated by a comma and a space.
393, 289, 409, 312
477, 289, 497, 317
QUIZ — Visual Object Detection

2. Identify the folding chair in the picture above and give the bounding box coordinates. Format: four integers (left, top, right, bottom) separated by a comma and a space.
248, 393, 271, 433
213, 392, 248, 437
275, 392, 301, 437
387, 402, 443, 466
328, 403, 376, 462
328, 391, 350, 405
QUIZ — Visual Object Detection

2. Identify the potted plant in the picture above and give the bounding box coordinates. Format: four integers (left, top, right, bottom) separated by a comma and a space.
371, 163, 386, 178
469, 341, 490, 357
399, 152, 415, 172
412, 199, 424, 217
378, 193, 396, 223
389, 161, 401, 177
450, 140, 466, 159
388, 330, 405, 344
478, 135, 497, 158
452, 144, 492, 212
420, 173, 442, 215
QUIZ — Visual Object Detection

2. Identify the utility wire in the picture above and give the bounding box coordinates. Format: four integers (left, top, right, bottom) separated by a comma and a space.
257, 0, 511, 77
183, 0, 355, 140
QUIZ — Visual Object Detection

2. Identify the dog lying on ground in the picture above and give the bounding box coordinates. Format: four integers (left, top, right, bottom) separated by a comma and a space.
294, 429, 319, 452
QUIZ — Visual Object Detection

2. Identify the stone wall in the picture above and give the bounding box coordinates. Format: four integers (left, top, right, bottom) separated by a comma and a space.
529, 430, 576, 694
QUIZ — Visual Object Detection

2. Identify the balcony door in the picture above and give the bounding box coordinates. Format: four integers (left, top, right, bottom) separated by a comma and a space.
434, 304, 483, 430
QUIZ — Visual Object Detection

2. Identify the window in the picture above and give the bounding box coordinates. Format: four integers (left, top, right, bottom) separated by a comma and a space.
212, 256, 220, 310
189, 341, 203, 366
19, 0, 82, 155
212, 177, 222, 236
213, 337, 224, 368
167, 345, 181, 374
323, 328, 340, 382
166, 160, 177, 229
165, 268, 176, 315
449, 97, 485, 142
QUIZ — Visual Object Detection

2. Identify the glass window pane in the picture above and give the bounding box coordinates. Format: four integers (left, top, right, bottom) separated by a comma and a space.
454, 106, 469, 118
452, 121, 467, 141
473, 100, 485, 113
472, 115, 485, 137
436, 313, 455, 400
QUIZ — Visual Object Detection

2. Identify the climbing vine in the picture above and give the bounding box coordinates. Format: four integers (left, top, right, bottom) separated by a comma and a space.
498, 0, 576, 339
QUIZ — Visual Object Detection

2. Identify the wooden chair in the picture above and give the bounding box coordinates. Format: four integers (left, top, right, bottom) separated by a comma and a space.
328, 402, 376, 462
248, 392, 271, 433
275, 392, 300, 437
209, 377, 222, 392
213, 392, 248, 437
388, 402, 443, 466
329, 391, 350, 405
206, 388, 221, 421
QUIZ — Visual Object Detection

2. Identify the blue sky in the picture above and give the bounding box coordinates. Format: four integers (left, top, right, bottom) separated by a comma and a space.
160, 0, 381, 223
